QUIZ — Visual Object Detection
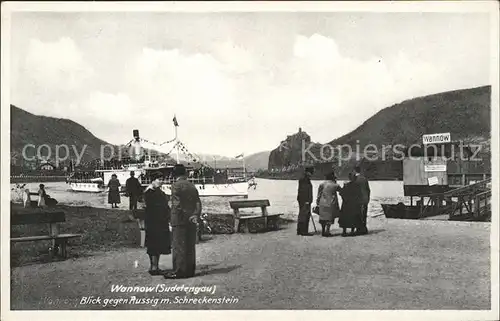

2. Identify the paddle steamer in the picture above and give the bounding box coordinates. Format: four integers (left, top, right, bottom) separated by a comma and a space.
68, 123, 253, 197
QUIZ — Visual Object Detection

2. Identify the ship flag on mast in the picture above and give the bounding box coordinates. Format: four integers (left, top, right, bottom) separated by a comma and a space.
173, 115, 179, 127
235, 153, 244, 159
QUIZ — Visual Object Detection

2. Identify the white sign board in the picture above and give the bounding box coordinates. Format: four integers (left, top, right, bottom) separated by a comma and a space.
428, 176, 439, 186
424, 164, 447, 172
422, 132, 451, 145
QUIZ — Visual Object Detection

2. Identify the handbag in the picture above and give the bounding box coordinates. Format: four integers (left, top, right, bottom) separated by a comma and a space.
312, 206, 320, 214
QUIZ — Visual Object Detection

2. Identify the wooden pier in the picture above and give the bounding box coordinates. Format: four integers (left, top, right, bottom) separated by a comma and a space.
381, 134, 491, 222
445, 178, 491, 221
411, 178, 491, 220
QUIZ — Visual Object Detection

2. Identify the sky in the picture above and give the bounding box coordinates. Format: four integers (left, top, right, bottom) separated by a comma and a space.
9, 11, 491, 156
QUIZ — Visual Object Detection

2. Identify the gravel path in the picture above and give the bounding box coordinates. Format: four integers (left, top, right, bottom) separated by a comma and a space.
11, 217, 491, 310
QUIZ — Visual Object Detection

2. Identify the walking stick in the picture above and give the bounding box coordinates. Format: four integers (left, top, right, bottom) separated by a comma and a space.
309, 205, 317, 233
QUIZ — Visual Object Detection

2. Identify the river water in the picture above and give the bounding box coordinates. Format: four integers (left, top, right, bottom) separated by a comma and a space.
10, 178, 405, 220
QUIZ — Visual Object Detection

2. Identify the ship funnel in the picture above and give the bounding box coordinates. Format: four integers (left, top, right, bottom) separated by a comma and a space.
132, 129, 142, 160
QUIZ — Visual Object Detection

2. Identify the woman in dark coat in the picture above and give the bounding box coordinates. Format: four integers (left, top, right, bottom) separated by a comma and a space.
144, 172, 171, 275
339, 172, 363, 237
107, 174, 121, 208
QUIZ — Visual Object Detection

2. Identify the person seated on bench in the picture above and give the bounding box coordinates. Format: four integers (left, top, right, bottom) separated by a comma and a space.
38, 184, 58, 207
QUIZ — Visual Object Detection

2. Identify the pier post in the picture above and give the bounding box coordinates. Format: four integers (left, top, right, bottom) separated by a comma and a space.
474, 194, 480, 217
445, 196, 452, 207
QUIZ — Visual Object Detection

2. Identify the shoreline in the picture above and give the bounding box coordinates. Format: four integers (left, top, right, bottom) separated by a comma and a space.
255, 174, 401, 181
9, 175, 402, 184
11, 175, 67, 183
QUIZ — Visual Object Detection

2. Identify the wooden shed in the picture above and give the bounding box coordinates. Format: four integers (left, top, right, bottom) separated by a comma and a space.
402, 140, 474, 196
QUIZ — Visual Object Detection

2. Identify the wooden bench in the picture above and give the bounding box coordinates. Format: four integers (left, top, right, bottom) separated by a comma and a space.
133, 209, 147, 247
11, 210, 82, 259
229, 199, 282, 233
23, 191, 40, 207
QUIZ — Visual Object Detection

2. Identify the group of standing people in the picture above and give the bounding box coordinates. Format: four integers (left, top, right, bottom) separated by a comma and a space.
107, 171, 143, 211
143, 164, 202, 279
297, 165, 370, 237
107, 167, 201, 279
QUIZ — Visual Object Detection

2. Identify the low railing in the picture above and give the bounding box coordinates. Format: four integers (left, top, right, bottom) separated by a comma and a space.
414, 178, 492, 219
447, 173, 491, 187
443, 178, 491, 197
10, 175, 69, 183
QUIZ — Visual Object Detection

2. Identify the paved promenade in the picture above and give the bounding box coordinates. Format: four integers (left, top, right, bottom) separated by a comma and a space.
11, 217, 491, 310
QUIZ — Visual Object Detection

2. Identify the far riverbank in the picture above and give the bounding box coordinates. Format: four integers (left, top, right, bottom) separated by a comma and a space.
11, 175, 68, 184
255, 172, 401, 181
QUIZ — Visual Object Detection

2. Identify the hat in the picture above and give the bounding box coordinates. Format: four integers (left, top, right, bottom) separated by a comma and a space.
326, 171, 336, 181
305, 166, 315, 174
173, 164, 187, 176
150, 171, 163, 181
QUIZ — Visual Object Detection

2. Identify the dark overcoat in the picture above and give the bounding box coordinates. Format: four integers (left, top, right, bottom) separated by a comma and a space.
144, 186, 171, 255
354, 174, 371, 205
107, 178, 121, 204
126, 177, 142, 196
170, 177, 201, 277
338, 181, 363, 229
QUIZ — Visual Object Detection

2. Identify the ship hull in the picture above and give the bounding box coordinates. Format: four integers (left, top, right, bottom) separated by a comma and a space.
381, 203, 421, 219
161, 181, 249, 197
381, 203, 456, 220
69, 182, 105, 193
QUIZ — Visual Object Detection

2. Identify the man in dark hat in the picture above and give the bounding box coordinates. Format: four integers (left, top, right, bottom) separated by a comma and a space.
126, 171, 142, 220
164, 164, 201, 279
353, 165, 370, 235
296, 165, 314, 236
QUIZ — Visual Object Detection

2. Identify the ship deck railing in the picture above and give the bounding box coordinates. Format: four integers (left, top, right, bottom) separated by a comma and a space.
140, 176, 248, 185
67, 179, 104, 184
94, 165, 148, 171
